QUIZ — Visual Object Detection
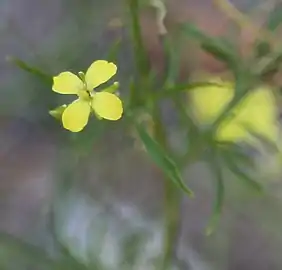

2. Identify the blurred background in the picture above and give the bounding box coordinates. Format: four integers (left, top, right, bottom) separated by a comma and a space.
1, 0, 282, 269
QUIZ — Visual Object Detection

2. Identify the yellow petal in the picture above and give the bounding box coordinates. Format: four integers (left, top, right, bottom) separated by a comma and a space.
235, 87, 278, 141
85, 60, 117, 89
53, 72, 83, 94
92, 92, 123, 120
216, 120, 249, 142
189, 81, 234, 124
62, 99, 91, 132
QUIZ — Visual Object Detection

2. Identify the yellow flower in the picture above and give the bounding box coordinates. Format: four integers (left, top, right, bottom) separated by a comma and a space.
52, 60, 123, 132
189, 78, 279, 143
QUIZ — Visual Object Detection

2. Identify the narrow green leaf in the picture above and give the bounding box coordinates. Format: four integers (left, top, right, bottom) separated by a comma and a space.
136, 124, 194, 197
219, 142, 262, 192
181, 23, 239, 70
212, 71, 254, 128
7, 56, 52, 84
162, 35, 181, 86
224, 153, 263, 193
206, 151, 224, 236
217, 142, 254, 168
155, 81, 223, 100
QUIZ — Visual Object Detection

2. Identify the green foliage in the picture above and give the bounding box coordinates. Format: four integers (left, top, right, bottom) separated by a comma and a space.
220, 143, 263, 193
7, 56, 52, 85
182, 23, 240, 71
136, 123, 193, 197
206, 149, 225, 236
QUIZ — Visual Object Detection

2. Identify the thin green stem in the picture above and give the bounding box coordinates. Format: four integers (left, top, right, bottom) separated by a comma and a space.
151, 89, 204, 268
126, 0, 149, 77
152, 82, 224, 101
126, 0, 152, 110
151, 104, 181, 270
212, 72, 254, 128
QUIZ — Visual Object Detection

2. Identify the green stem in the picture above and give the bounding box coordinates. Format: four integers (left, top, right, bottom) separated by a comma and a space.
151, 104, 181, 270
162, 181, 181, 269
126, 0, 149, 77
152, 94, 204, 268
127, 0, 151, 110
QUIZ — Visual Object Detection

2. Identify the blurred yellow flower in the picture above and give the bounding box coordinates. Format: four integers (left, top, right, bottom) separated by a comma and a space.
51, 60, 123, 132
189, 78, 279, 143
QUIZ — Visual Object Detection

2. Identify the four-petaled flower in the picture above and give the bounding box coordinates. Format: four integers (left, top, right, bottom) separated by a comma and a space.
189, 77, 279, 144
52, 60, 123, 132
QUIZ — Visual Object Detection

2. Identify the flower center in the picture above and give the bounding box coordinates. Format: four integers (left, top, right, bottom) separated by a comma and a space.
77, 88, 92, 101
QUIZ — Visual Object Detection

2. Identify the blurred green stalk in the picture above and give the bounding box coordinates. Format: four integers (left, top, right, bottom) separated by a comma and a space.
152, 105, 181, 270
126, 0, 150, 77
127, 0, 181, 268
